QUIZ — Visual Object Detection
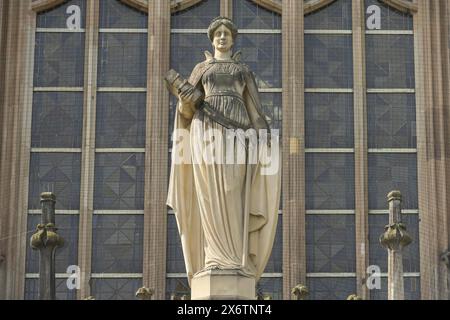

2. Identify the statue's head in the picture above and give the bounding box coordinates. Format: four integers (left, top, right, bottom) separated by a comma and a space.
207, 17, 238, 53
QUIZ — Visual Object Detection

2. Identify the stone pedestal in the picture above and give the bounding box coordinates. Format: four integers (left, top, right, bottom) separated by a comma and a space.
191, 269, 256, 300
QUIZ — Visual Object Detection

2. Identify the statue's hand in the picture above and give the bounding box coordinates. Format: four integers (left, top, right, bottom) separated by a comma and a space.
178, 84, 195, 105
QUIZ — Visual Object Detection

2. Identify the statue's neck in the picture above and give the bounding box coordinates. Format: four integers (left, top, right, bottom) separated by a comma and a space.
214, 50, 232, 61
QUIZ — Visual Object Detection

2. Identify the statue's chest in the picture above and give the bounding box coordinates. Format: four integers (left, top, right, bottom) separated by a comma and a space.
202, 63, 245, 91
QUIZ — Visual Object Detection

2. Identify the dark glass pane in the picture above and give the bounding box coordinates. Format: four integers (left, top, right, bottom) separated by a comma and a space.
236, 34, 282, 88
370, 277, 421, 300
171, 0, 220, 29
167, 214, 185, 274
166, 278, 190, 300
94, 153, 145, 210
306, 214, 356, 273
369, 214, 420, 273
28, 153, 81, 210
260, 93, 282, 131
368, 154, 418, 209
26, 214, 79, 274
265, 215, 282, 273
91, 215, 144, 273
96, 93, 146, 148
37, 0, 86, 29
305, 0, 352, 30
306, 154, 355, 210
307, 277, 356, 300
365, 0, 413, 30
305, 35, 353, 88
233, 0, 281, 29
305, 93, 354, 148
31, 92, 83, 148
34, 32, 85, 87
366, 35, 415, 88
98, 33, 147, 87
91, 278, 142, 300
256, 277, 283, 300
24, 278, 77, 300
367, 94, 416, 148
170, 34, 212, 79
100, 0, 147, 29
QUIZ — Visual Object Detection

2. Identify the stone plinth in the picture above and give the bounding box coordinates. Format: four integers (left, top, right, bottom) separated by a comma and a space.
191, 269, 256, 300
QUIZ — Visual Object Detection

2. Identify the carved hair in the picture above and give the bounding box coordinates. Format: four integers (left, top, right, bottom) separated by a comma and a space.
207, 16, 238, 42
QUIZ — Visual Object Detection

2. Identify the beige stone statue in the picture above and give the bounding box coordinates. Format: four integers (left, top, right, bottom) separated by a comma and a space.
167, 17, 281, 294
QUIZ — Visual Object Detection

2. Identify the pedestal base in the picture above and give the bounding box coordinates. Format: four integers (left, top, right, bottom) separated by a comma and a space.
191, 269, 256, 300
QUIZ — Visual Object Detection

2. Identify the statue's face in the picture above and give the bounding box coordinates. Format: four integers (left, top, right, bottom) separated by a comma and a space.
212, 24, 234, 53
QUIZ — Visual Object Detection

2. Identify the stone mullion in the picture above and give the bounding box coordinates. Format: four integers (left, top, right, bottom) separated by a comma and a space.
143, 0, 170, 300
77, 0, 99, 300
282, 0, 305, 300
220, 0, 232, 19
352, 0, 369, 300
414, 0, 449, 300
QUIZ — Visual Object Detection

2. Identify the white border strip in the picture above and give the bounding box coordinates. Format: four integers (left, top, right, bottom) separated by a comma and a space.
305, 88, 353, 93
306, 273, 356, 278
28, 210, 79, 215
36, 28, 85, 33
26, 273, 70, 279
34, 87, 83, 92
368, 148, 417, 153
305, 148, 354, 153
166, 273, 282, 278
95, 148, 146, 153
259, 88, 282, 93
369, 209, 419, 215
97, 87, 147, 92
31, 148, 82, 153
90, 273, 143, 279
306, 210, 355, 215
305, 30, 352, 35
365, 30, 413, 35
367, 88, 415, 94
93, 210, 144, 215
99, 28, 147, 33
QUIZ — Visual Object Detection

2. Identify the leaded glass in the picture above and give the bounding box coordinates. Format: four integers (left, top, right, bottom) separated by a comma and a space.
369, 214, 420, 273
34, 32, 85, 87
91, 278, 142, 300
305, 93, 354, 148
98, 33, 147, 87
366, 35, 415, 88
31, 92, 83, 148
100, 0, 147, 29
167, 214, 185, 274
265, 215, 282, 273
305, 0, 352, 30
25, 278, 77, 300
370, 277, 421, 300
306, 214, 356, 273
306, 154, 355, 210
367, 94, 416, 149
305, 35, 353, 88
94, 153, 145, 210
170, 33, 212, 79
96, 93, 146, 148
171, 0, 220, 29
26, 214, 79, 273
91, 215, 144, 273
28, 153, 81, 210
365, 0, 413, 31
306, 277, 356, 300
368, 154, 418, 209
233, 0, 281, 30
236, 34, 282, 88
37, 0, 86, 29
166, 278, 190, 300
256, 277, 283, 300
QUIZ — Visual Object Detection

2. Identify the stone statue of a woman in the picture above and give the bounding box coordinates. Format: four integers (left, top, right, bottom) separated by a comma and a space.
167, 17, 281, 299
